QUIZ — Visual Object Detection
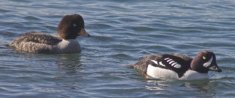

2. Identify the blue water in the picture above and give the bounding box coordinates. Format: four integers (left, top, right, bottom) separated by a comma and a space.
0, 0, 235, 98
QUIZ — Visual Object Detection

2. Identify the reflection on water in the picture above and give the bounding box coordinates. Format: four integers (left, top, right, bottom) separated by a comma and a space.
145, 79, 219, 97
56, 54, 82, 74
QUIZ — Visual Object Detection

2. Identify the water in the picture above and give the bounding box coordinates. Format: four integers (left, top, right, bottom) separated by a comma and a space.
0, 0, 235, 97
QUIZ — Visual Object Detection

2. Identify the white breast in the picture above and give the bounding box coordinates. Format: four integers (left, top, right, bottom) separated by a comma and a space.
146, 64, 178, 80
146, 64, 209, 80
180, 70, 208, 80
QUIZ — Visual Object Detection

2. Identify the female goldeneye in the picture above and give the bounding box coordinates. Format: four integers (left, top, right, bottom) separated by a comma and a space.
131, 51, 222, 80
9, 14, 90, 54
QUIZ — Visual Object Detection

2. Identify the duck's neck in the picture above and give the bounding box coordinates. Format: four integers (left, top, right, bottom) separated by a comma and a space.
59, 39, 77, 45
57, 39, 80, 53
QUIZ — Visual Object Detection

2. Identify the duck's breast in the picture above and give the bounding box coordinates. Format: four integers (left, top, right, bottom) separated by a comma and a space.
56, 39, 81, 53
180, 70, 208, 80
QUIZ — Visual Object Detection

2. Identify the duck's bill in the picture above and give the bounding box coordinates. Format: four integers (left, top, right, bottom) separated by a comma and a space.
209, 65, 222, 72
79, 28, 90, 37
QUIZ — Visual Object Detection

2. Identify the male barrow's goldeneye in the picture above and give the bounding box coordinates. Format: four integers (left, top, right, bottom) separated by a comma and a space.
131, 51, 222, 80
9, 14, 90, 54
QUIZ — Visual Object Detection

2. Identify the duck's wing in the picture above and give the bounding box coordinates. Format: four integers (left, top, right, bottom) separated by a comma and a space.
131, 54, 162, 74
154, 54, 192, 77
9, 32, 62, 53
10, 32, 62, 45
173, 53, 192, 63
132, 53, 193, 78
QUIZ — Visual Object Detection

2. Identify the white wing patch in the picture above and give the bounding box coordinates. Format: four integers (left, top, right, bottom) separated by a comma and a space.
159, 61, 166, 67
151, 58, 182, 69
203, 57, 213, 68
164, 58, 181, 68
151, 60, 159, 65
150, 60, 166, 67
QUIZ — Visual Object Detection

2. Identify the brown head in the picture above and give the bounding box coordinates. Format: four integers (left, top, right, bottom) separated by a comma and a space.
190, 50, 222, 73
57, 14, 90, 39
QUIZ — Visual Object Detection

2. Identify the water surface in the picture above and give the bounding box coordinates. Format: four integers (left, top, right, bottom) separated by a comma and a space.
0, 0, 235, 98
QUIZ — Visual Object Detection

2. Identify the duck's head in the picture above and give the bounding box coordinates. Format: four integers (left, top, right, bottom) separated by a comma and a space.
57, 14, 90, 40
191, 51, 222, 73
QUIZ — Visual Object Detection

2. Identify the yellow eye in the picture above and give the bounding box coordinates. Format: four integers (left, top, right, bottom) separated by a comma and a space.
202, 56, 206, 60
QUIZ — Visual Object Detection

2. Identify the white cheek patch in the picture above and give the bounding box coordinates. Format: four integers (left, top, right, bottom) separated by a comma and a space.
203, 57, 213, 68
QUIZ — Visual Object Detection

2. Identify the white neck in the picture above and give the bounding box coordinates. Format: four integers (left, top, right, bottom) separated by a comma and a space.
58, 39, 77, 46
57, 39, 80, 53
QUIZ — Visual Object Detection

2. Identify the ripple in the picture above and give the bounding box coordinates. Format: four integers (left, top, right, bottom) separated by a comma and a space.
23, 16, 41, 21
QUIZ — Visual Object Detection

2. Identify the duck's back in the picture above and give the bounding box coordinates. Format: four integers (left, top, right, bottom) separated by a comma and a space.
132, 54, 162, 74
9, 32, 62, 53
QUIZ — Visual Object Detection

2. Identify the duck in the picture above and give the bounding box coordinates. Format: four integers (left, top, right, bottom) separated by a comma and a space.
131, 51, 222, 80
9, 14, 90, 54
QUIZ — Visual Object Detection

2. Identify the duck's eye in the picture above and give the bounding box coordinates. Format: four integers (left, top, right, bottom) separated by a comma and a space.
202, 56, 206, 60
72, 24, 77, 27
